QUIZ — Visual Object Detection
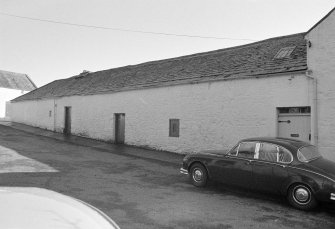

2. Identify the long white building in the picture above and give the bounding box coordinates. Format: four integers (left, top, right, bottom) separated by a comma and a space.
9, 8, 335, 160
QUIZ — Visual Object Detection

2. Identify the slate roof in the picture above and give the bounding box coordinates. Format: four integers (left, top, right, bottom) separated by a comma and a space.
0, 70, 37, 91
12, 32, 307, 102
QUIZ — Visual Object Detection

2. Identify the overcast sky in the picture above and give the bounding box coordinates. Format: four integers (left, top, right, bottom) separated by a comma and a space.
1, 0, 334, 87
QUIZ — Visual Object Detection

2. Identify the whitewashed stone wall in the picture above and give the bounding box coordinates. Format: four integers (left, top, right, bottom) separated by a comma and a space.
10, 74, 310, 154
9, 99, 55, 129
306, 9, 335, 161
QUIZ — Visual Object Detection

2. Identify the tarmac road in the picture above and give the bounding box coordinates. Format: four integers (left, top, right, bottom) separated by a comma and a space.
0, 123, 334, 229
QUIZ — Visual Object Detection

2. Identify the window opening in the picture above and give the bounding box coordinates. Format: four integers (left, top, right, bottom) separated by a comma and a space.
278, 107, 310, 114
169, 119, 180, 137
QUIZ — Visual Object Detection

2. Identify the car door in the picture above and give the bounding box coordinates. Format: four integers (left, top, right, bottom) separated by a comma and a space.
211, 142, 256, 189
252, 143, 291, 193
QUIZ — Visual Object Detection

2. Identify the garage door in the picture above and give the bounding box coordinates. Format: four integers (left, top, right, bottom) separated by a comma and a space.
277, 107, 311, 142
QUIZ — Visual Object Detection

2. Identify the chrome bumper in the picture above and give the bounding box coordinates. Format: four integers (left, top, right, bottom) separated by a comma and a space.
180, 168, 189, 175
330, 193, 335, 200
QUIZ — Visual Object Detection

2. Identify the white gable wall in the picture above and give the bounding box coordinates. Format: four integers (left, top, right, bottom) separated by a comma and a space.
306, 9, 335, 160
10, 74, 310, 153
0, 88, 25, 119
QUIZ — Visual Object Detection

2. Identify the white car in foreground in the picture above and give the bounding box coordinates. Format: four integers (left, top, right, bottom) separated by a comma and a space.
0, 187, 120, 229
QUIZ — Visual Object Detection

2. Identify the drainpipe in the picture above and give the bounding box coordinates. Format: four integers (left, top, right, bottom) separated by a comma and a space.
305, 70, 318, 146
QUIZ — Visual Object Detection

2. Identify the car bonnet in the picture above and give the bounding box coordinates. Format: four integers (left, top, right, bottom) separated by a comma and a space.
0, 187, 120, 229
200, 149, 229, 156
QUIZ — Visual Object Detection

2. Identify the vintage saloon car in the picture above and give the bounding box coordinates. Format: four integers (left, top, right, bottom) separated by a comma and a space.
180, 137, 335, 210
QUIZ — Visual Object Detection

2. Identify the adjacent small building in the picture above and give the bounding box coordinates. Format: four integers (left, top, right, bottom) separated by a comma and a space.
9, 7, 335, 160
305, 7, 335, 161
0, 70, 36, 120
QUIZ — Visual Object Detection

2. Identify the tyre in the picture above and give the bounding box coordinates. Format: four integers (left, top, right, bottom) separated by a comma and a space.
287, 183, 318, 210
190, 163, 208, 187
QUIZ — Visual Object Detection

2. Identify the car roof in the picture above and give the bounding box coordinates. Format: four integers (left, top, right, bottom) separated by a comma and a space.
240, 137, 311, 149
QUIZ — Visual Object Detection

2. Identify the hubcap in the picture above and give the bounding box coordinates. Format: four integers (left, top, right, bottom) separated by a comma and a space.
294, 187, 310, 203
193, 169, 203, 182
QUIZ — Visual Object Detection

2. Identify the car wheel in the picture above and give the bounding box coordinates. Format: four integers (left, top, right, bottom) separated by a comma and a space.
287, 184, 318, 210
190, 163, 208, 187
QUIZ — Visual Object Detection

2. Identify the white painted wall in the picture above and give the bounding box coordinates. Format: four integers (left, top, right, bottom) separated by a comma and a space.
10, 74, 310, 154
306, 9, 335, 161
0, 88, 25, 119
9, 99, 55, 130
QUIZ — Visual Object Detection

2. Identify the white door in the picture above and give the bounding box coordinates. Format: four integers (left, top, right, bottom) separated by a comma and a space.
278, 114, 311, 142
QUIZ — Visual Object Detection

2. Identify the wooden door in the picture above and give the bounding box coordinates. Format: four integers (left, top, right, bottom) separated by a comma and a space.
278, 114, 311, 142
115, 113, 125, 144
64, 107, 71, 135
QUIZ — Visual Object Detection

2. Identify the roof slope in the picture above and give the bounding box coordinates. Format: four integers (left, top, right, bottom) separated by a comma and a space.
0, 70, 37, 91
12, 33, 307, 102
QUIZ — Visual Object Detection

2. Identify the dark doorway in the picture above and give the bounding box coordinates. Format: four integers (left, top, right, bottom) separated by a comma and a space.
64, 106, 72, 135
115, 113, 125, 144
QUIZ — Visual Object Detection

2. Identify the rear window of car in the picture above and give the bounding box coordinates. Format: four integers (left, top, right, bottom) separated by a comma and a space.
297, 146, 321, 162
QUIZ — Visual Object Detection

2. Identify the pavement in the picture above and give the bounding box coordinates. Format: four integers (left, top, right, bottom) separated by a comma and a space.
0, 121, 185, 166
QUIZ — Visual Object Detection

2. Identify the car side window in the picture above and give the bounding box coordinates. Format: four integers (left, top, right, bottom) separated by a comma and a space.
258, 143, 278, 162
237, 142, 256, 159
278, 147, 293, 163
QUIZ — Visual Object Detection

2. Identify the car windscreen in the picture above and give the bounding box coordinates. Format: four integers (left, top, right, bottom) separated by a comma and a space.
297, 146, 322, 162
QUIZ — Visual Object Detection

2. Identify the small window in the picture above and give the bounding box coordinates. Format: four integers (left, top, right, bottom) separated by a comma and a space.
274, 46, 296, 59
169, 119, 179, 137
278, 147, 293, 163
258, 143, 278, 162
237, 142, 256, 159
49, 110, 52, 117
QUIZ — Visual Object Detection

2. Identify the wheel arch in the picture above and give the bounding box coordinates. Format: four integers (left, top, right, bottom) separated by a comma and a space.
286, 182, 314, 196
188, 161, 211, 178
286, 181, 319, 210
282, 176, 320, 197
